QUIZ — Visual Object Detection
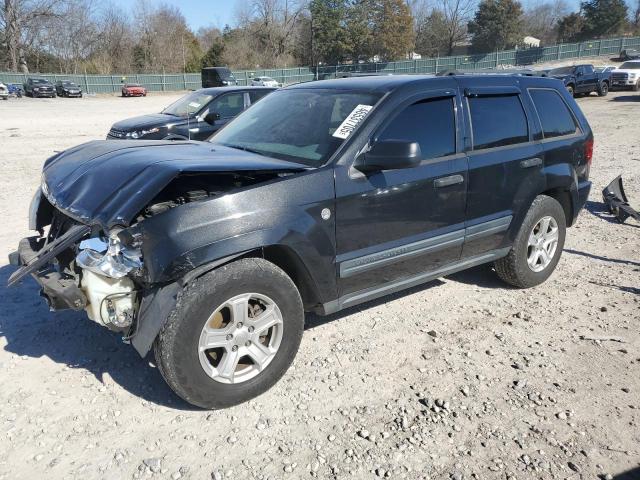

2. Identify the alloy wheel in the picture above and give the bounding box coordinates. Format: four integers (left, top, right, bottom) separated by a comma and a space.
526, 216, 559, 272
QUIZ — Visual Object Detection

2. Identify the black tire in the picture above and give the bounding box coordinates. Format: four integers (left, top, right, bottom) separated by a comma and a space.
154, 258, 304, 409
566, 84, 575, 96
633, 81, 640, 92
597, 82, 608, 96
494, 195, 566, 288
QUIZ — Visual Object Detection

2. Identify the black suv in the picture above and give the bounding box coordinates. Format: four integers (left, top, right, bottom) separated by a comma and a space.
9, 75, 592, 409
202, 67, 237, 88
24, 78, 56, 98
107, 87, 275, 141
55, 80, 82, 97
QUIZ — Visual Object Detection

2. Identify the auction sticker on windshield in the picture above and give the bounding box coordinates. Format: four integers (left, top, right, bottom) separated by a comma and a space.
332, 104, 373, 139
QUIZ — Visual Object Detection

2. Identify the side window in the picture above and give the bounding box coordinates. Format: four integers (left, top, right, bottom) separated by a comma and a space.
529, 89, 577, 139
249, 90, 271, 104
210, 92, 245, 118
468, 95, 528, 150
584, 65, 594, 74
377, 97, 456, 160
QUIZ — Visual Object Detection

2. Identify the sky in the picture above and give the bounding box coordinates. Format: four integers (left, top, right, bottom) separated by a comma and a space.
109, 0, 243, 31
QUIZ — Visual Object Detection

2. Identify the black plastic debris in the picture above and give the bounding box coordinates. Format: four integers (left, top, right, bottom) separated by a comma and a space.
602, 175, 640, 224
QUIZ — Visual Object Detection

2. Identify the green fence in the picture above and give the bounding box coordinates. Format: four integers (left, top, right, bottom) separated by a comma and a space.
1, 35, 638, 94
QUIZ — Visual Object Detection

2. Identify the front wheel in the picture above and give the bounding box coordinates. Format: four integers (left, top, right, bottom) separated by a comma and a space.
633, 81, 640, 92
598, 82, 608, 96
566, 85, 575, 96
154, 258, 304, 409
494, 195, 566, 288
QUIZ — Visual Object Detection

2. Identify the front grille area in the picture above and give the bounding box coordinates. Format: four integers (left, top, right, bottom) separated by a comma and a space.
611, 73, 628, 82
107, 128, 127, 139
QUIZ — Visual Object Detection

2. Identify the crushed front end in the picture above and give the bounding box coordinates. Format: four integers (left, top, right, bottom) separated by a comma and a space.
9, 190, 142, 334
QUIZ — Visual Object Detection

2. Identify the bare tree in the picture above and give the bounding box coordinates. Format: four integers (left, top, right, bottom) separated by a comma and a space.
523, 0, 569, 44
414, 0, 474, 56
1, 0, 68, 72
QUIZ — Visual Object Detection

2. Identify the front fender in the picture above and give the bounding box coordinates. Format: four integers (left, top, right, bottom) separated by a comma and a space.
131, 167, 337, 303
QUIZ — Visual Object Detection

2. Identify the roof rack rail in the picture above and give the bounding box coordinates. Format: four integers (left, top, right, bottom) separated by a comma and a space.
436, 68, 548, 77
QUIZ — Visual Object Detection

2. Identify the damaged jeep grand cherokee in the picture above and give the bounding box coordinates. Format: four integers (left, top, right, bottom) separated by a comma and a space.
9, 74, 593, 409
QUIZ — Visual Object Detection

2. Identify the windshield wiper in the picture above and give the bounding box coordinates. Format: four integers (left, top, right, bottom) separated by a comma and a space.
220, 144, 266, 156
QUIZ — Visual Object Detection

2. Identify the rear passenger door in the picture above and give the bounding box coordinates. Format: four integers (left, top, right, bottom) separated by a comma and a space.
459, 81, 543, 259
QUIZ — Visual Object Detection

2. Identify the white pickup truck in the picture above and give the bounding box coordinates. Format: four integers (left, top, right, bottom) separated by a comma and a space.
610, 60, 640, 91
0, 82, 9, 100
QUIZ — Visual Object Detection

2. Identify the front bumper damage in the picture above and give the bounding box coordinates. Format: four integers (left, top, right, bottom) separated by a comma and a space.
8, 225, 91, 309
602, 175, 640, 224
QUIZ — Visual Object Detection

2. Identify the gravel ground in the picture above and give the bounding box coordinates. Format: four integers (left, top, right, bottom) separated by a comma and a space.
0, 85, 639, 480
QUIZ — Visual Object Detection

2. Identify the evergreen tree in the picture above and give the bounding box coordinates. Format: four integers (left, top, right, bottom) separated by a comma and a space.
468, 0, 524, 53
581, 0, 628, 38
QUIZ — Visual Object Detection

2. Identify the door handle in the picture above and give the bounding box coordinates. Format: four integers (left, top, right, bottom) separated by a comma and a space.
434, 174, 464, 188
520, 157, 542, 168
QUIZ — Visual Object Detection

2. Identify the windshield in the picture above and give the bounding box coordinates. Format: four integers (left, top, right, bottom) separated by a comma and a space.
32, 79, 48, 84
620, 62, 640, 69
162, 91, 214, 118
549, 67, 575, 75
126, 83, 141, 87
62, 81, 77, 87
211, 88, 382, 166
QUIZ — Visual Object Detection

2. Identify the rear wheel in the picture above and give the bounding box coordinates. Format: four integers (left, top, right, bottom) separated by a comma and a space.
494, 195, 566, 288
154, 258, 304, 409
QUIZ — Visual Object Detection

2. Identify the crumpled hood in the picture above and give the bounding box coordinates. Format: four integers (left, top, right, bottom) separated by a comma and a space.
112, 113, 180, 131
42, 140, 307, 230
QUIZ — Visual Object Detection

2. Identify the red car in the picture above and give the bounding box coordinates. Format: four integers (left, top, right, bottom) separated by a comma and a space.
121, 83, 147, 97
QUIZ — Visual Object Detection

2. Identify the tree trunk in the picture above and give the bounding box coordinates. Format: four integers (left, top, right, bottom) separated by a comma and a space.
5, 0, 20, 72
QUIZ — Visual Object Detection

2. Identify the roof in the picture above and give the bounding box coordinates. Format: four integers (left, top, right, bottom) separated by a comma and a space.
285, 73, 562, 92
287, 74, 437, 92
198, 86, 278, 95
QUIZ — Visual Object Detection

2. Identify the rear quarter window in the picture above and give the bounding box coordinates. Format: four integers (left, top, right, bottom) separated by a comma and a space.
529, 89, 577, 139
468, 95, 529, 150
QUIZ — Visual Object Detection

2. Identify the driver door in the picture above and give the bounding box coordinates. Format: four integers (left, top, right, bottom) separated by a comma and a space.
334, 90, 468, 300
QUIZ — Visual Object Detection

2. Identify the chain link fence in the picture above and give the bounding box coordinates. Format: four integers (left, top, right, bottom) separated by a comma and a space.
1, 36, 638, 94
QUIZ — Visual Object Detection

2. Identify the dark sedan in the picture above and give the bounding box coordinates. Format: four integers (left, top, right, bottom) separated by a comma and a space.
107, 86, 275, 141
55, 80, 82, 98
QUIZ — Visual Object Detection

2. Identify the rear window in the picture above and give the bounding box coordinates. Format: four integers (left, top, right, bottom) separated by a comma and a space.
529, 89, 577, 138
377, 97, 456, 159
468, 95, 529, 150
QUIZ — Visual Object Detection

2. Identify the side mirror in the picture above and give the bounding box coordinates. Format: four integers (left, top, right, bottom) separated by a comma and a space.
203, 112, 220, 124
355, 140, 422, 173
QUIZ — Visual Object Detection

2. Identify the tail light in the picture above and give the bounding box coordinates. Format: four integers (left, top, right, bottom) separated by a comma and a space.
585, 138, 594, 166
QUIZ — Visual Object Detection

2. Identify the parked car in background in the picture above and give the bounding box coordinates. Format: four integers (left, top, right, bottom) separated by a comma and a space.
24, 78, 56, 98
619, 49, 640, 61
55, 80, 82, 97
0, 83, 8, 100
202, 67, 237, 88
610, 61, 640, 91
10, 74, 593, 409
547, 64, 610, 96
594, 66, 616, 73
107, 86, 275, 141
8, 83, 24, 98
122, 83, 147, 97
251, 76, 280, 87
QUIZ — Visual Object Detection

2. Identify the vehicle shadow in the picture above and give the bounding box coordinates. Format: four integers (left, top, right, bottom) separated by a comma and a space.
588, 280, 640, 295
306, 263, 508, 330
610, 467, 640, 480
610, 95, 640, 102
564, 248, 640, 268
0, 264, 198, 411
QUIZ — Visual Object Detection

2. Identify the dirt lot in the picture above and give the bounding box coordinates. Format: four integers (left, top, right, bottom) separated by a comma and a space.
0, 87, 639, 480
